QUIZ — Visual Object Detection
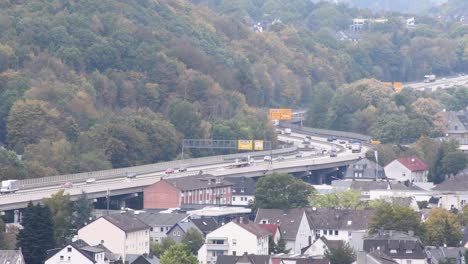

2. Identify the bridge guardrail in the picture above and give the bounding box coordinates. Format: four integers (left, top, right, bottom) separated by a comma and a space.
19, 147, 298, 189
283, 123, 372, 143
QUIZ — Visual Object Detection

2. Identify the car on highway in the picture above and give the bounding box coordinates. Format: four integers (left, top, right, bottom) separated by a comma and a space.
165, 168, 175, 174
86, 178, 96, 184
178, 167, 187, 172
126, 172, 137, 179
345, 143, 351, 149
263, 156, 272, 162
339, 139, 346, 144
295, 152, 303, 158
327, 136, 337, 142
276, 156, 285, 161
322, 149, 328, 154
62, 182, 73, 188
305, 135, 312, 140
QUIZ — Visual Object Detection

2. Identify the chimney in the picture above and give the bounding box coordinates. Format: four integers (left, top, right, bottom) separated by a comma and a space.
408, 230, 414, 237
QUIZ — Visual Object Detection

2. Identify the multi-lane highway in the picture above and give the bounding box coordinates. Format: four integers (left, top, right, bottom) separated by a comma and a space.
0, 128, 369, 211
404, 74, 468, 91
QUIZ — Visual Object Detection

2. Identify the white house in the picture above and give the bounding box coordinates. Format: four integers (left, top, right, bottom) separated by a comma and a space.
197, 217, 269, 264
384, 157, 429, 182
306, 208, 375, 252
45, 243, 106, 264
77, 213, 151, 262
0, 250, 25, 264
255, 208, 312, 254
258, 224, 281, 244
302, 237, 343, 257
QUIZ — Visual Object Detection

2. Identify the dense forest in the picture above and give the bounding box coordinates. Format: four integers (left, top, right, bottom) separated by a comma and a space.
0, 0, 467, 179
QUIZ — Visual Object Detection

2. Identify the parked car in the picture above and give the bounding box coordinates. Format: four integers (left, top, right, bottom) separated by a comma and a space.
85, 178, 96, 184
62, 182, 73, 188
165, 168, 175, 174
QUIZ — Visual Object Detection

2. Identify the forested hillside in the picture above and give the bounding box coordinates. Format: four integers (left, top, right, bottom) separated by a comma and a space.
0, 0, 467, 180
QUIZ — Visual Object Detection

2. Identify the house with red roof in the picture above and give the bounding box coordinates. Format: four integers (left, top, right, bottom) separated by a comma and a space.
259, 224, 281, 243
384, 157, 429, 183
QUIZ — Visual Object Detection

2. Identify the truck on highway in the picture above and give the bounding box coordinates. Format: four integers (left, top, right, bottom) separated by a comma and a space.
351, 141, 362, 153
0, 180, 20, 194
284, 128, 292, 135
232, 155, 254, 168
330, 145, 337, 157
424, 74, 436, 83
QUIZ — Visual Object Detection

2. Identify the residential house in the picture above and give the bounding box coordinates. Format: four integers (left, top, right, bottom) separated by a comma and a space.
216, 253, 270, 264
198, 217, 269, 264
0, 250, 24, 264
144, 175, 233, 209
384, 157, 429, 182
444, 110, 468, 146
432, 169, 468, 210
255, 208, 313, 254
259, 224, 281, 244
363, 231, 427, 264
125, 254, 159, 264
166, 217, 218, 242
356, 251, 398, 264
186, 206, 251, 224
135, 211, 188, 242
425, 246, 464, 264
343, 158, 385, 180
306, 208, 375, 251
301, 236, 343, 257
225, 177, 255, 206
270, 255, 330, 264
45, 243, 106, 264
77, 213, 151, 262
332, 179, 426, 206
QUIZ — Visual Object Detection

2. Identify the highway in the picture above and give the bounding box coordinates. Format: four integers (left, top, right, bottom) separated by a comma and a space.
404, 74, 468, 91
0, 128, 369, 211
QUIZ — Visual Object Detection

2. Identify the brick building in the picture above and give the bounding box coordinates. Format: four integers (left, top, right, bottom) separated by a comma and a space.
144, 175, 233, 209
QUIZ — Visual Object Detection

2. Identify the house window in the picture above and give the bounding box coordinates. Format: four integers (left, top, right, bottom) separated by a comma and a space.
334, 230, 338, 235
160, 227, 164, 232
406, 249, 413, 254
390, 249, 397, 254
68, 256, 71, 261
328, 230, 332, 235
67, 247, 72, 252
233, 251, 236, 256
60, 256, 64, 260
406, 261, 412, 264
233, 197, 236, 201
232, 239, 237, 245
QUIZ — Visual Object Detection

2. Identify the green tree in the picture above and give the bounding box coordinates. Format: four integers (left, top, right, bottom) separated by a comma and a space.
369, 203, 424, 237
0, 218, 6, 249
269, 237, 290, 254
306, 82, 334, 128
17, 202, 55, 264
150, 237, 177, 258
464, 249, 468, 264
160, 244, 197, 264
254, 173, 315, 210
425, 208, 462, 247
0, 147, 27, 180
168, 100, 202, 139
324, 242, 356, 264
43, 190, 72, 247
72, 191, 94, 230
310, 190, 364, 209
181, 228, 204, 255
442, 152, 468, 177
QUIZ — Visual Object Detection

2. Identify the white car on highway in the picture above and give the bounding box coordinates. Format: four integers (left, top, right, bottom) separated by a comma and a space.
86, 178, 96, 184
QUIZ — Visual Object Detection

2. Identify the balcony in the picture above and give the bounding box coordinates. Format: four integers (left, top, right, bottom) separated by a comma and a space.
205, 243, 229, 251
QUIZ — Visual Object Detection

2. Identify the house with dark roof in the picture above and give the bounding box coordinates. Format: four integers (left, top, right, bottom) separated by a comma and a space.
306, 208, 375, 251
125, 253, 160, 264
344, 158, 385, 180
425, 246, 464, 264
166, 217, 218, 242
216, 253, 270, 264
363, 231, 427, 264
198, 217, 269, 264
45, 243, 105, 264
301, 236, 343, 257
270, 255, 330, 264
255, 208, 313, 254
385, 157, 429, 182
134, 211, 188, 242
144, 175, 234, 209
357, 251, 398, 264
432, 169, 468, 210
77, 213, 151, 262
444, 110, 468, 146
0, 250, 24, 264
224, 177, 256, 206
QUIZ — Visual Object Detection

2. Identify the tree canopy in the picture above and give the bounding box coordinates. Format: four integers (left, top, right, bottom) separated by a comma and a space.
254, 173, 315, 210
369, 203, 424, 237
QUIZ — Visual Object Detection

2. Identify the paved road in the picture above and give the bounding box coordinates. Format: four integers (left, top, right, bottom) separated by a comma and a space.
405, 75, 468, 91
0, 130, 367, 210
